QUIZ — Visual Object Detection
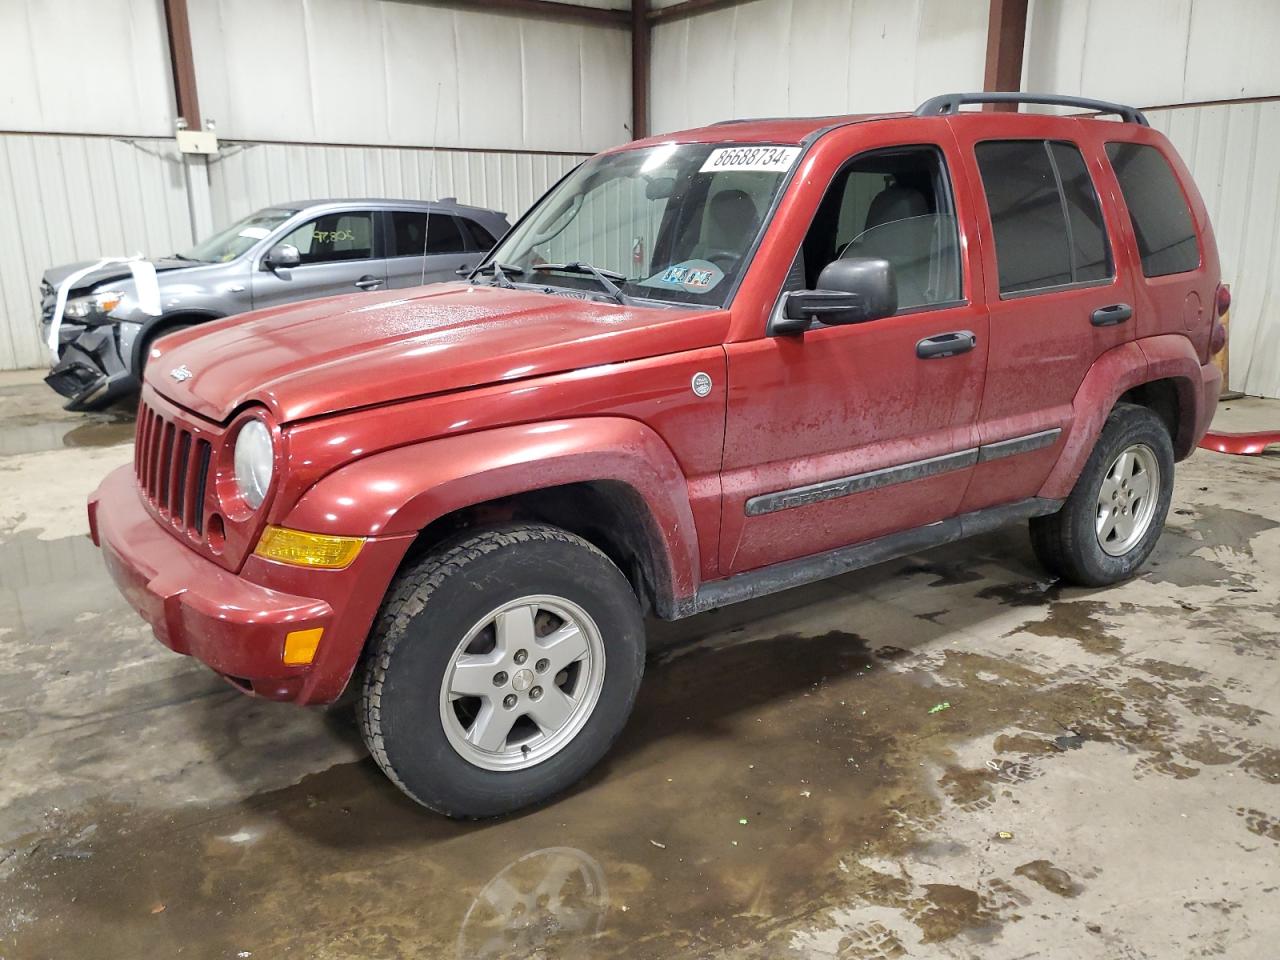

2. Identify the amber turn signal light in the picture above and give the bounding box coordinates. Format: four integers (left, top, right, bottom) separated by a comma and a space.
283, 627, 324, 665
254, 525, 365, 569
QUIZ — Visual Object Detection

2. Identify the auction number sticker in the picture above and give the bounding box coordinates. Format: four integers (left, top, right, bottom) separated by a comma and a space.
699, 145, 801, 174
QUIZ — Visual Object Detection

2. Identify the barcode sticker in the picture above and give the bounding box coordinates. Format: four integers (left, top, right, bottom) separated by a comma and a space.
699, 146, 801, 174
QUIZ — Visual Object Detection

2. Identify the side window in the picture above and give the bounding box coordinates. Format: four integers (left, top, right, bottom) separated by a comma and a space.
461, 217, 498, 251
975, 140, 1112, 295
388, 212, 466, 257
799, 146, 961, 311
1105, 142, 1200, 277
1051, 143, 1112, 284
279, 211, 374, 265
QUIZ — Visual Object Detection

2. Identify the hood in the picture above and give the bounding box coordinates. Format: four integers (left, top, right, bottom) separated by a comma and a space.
42, 257, 194, 293
148, 283, 729, 423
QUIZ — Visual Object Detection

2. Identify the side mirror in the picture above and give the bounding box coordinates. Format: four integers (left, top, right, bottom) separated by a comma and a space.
264, 243, 300, 270
773, 257, 898, 334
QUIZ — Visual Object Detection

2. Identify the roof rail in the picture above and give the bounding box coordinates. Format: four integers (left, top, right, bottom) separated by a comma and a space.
915, 92, 1149, 126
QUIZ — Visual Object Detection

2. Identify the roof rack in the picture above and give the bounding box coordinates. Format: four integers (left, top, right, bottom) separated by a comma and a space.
914, 92, 1149, 126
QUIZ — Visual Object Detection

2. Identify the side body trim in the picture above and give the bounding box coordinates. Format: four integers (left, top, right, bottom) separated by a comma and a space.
977, 427, 1062, 463
670, 497, 1063, 619
745, 448, 978, 517
745, 428, 1063, 518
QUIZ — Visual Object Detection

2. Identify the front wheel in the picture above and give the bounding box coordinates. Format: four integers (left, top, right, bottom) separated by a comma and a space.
359, 524, 645, 818
1030, 403, 1175, 587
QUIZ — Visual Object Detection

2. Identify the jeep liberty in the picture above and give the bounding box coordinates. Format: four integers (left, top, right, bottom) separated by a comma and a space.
90, 93, 1226, 818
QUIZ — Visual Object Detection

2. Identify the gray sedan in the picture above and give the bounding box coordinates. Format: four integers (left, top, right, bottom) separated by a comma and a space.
42, 198, 510, 411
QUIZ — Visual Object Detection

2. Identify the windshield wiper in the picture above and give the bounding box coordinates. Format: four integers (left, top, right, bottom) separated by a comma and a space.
470, 261, 525, 288
169, 253, 198, 262
532, 262, 630, 305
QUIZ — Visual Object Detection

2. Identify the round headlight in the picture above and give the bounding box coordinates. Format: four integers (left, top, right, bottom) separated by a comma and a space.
233, 419, 274, 509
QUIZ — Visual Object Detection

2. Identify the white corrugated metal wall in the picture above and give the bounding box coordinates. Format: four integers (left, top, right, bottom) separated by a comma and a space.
206, 143, 587, 236
650, 0, 989, 131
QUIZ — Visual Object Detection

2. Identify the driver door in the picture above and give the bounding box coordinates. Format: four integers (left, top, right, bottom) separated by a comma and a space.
718, 138, 988, 575
252, 209, 386, 309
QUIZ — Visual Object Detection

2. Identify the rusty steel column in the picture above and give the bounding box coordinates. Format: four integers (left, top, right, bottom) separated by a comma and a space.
162, 0, 201, 128
632, 0, 650, 139
983, 0, 1029, 111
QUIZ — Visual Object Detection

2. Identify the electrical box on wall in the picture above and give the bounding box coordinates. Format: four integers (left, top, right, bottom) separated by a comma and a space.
176, 129, 219, 155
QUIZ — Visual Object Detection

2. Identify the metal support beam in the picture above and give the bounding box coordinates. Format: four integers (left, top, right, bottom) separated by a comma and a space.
983, 0, 1029, 110
648, 0, 754, 26
631, 0, 650, 138
452, 0, 629, 27
162, 0, 201, 128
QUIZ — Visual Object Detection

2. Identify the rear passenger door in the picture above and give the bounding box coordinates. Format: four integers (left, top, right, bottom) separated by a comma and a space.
948, 122, 1136, 514
383, 210, 478, 288
251, 209, 385, 309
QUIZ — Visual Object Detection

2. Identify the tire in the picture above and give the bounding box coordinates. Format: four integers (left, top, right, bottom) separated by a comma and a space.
1030, 402, 1175, 587
359, 523, 645, 818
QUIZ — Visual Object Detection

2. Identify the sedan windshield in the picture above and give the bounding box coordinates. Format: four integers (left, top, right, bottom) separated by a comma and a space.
178, 207, 296, 263
485, 142, 802, 307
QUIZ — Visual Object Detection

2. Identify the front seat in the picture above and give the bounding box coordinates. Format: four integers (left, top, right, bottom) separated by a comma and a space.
694, 189, 759, 263
843, 185, 937, 309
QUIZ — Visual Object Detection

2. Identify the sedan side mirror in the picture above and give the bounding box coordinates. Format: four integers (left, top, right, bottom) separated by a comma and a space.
264, 243, 301, 270
773, 257, 898, 335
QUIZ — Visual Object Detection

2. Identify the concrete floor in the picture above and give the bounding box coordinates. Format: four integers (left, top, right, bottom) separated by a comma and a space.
2, 371, 1278, 959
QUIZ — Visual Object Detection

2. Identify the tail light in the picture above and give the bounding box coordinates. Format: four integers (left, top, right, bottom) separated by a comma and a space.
1215, 284, 1231, 317
1210, 316, 1227, 356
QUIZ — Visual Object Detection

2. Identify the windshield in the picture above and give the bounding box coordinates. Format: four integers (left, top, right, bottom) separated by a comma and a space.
486, 142, 802, 306
178, 207, 296, 263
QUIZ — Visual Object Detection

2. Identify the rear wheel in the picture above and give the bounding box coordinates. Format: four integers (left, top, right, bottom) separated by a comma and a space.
359, 523, 645, 818
1030, 403, 1174, 586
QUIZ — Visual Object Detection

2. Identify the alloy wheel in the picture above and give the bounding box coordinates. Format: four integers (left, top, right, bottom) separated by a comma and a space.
439, 595, 606, 771
1096, 442, 1160, 556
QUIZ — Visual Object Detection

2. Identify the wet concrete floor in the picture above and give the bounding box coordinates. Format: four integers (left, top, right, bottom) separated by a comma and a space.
1, 375, 1278, 959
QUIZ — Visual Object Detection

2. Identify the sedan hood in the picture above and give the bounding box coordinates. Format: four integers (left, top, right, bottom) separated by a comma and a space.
42, 258, 195, 293
148, 283, 728, 423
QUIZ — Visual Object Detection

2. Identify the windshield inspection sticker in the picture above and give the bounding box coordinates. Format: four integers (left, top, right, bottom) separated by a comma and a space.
700, 145, 801, 174
640, 259, 724, 294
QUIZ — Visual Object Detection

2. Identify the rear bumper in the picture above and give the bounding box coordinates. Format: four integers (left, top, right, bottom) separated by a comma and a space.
90, 465, 413, 704
1192, 360, 1223, 451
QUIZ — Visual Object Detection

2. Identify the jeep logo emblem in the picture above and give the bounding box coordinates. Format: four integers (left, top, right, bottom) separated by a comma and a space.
169, 365, 193, 382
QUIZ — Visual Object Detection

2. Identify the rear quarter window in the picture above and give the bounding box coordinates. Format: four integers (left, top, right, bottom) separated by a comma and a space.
1105, 142, 1200, 277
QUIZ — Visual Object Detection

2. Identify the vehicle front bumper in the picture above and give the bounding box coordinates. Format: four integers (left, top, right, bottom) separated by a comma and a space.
42, 318, 139, 411
89, 465, 414, 704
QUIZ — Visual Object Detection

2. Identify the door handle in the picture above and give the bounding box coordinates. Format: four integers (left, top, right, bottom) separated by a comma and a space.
1091, 303, 1132, 326
454, 264, 475, 277
354, 275, 382, 290
916, 330, 977, 359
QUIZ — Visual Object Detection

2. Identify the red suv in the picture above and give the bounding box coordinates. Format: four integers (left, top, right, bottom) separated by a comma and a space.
90, 93, 1225, 818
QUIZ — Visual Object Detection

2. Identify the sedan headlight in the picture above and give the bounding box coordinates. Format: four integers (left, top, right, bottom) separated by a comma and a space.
63, 290, 124, 321
233, 419, 274, 509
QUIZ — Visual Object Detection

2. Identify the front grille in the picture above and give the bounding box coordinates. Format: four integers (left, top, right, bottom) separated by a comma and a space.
135, 400, 212, 535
